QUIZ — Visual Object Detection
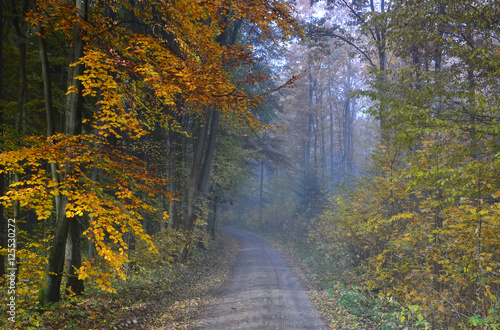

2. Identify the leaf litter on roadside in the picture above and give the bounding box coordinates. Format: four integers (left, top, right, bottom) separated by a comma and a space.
26, 233, 239, 329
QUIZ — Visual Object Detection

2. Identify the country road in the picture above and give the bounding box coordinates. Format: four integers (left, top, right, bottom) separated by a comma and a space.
192, 229, 328, 329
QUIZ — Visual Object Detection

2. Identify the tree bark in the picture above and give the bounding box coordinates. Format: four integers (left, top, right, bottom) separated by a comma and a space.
42, 0, 87, 304
207, 186, 217, 238
305, 72, 314, 180
38, 23, 55, 136
198, 110, 220, 193
181, 107, 220, 259
329, 107, 335, 187
168, 127, 181, 229
259, 161, 264, 225
0, 0, 5, 279
65, 218, 84, 295
42, 194, 69, 303
13, 0, 29, 133
184, 111, 211, 232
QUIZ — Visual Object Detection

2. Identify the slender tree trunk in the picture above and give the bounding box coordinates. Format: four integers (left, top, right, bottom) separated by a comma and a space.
64, 8, 85, 137
342, 97, 350, 180
42, 0, 87, 304
305, 72, 314, 180
14, 0, 28, 134
374, 0, 388, 140
37, 9, 60, 191
414, 54, 422, 91
207, 186, 217, 238
0, 0, 5, 279
0, 172, 4, 278
198, 110, 220, 194
313, 114, 318, 176
168, 129, 179, 229
348, 97, 356, 176
9, 0, 30, 249
320, 109, 325, 186
88, 167, 97, 260
184, 111, 210, 232
38, 23, 55, 136
210, 198, 217, 238
167, 115, 184, 230
329, 108, 335, 187
431, 1, 445, 297
259, 161, 264, 225
328, 73, 335, 187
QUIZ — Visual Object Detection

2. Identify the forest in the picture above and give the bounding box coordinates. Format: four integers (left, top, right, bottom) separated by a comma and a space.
0, 0, 499, 329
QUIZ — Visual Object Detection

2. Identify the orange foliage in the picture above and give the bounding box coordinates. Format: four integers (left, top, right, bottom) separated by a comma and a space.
0, 134, 169, 289
3, 0, 301, 295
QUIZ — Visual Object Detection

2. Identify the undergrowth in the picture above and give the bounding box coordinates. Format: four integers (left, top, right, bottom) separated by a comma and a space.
252, 226, 433, 329
1, 230, 237, 329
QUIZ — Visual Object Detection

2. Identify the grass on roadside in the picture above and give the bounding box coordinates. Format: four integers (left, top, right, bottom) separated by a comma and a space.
251, 227, 431, 330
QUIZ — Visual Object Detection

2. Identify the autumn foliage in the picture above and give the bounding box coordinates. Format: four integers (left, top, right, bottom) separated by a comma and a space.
310, 1, 500, 323
0, 0, 301, 318
238, 0, 500, 328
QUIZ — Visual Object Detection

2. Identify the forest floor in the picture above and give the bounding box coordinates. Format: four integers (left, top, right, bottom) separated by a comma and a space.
15, 228, 401, 329
21, 232, 239, 329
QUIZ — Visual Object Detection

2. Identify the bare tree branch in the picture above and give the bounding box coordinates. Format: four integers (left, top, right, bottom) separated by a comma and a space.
313, 30, 377, 68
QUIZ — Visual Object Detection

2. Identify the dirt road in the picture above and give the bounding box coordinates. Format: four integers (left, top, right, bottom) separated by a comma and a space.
192, 229, 328, 329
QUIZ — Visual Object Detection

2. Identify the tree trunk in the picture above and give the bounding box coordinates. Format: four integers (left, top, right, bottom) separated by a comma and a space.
184, 111, 210, 232
180, 13, 233, 259
342, 97, 350, 180
431, 1, 445, 296
65, 218, 84, 295
87, 167, 98, 260
0, 172, 4, 278
305, 71, 314, 180
0, 0, 5, 279
10, 0, 29, 223
168, 128, 179, 229
198, 110, 220, 194
181, 108, 220, 260
64, 1, 86, 137
38, 22, 55, 136
207, 186, 217, 238
348, 97, 356, 176
42, 0, 87, 304
328, 73, 335, 187
374, 0, 388, 140
329, 108, 335, 187
37, 7, 61, 194
14, 0, 29, 133
259, 161, 264, 225
320, 107, 325, 185
42, 195, 69, 303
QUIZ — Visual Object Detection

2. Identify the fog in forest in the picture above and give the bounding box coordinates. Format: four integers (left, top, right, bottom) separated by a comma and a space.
0, 0, 499, 328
